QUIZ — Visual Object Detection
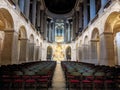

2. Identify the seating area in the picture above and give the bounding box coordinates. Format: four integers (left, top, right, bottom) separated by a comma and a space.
61, 61, 120, 90
0, 60, 120, 90
0, 61, 56, 89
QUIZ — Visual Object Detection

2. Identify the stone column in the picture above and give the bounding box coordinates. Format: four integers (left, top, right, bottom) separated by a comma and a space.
84, 45, 89, 62
49, 21, 52, 42
66, 23, 68, 42
0, 38, 2, 65
100, 32, 115, 66
19, 39, 29, 63
1, 30, 18, 65
64, 22, 66, 42
83, 0, 88, 28
79, 6, 83, 31
34, 46, 39, 61
76, 47, 78, 61
51, 22, 55, 42
28, 43, 35, 62
90, 0, 96, 20
36, 1, 41, 29
18, 0, 25, 13
38, 46, 41, 61
44, 15, 47, 40
72, 16, 76, 40
75, 11, 79, 34
82, 44, 89, 63
40, 10, 44, 34
79, 46, 82, 61
28, 42, 31, 61
70, 22, 73, 41
68, 22, 71, 42
46, 22, 49, 41
32, 0, 37, 26
100, 0, 108, 12
89, 40, 99, 64
24, 0, 30, 19
115, 33, 120, 65
47, 21, 49, 41
33, 44, 36, 61
39, 46, 42, 60
81, 45, 84, 62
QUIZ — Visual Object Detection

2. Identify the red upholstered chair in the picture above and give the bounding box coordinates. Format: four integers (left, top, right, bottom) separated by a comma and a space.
12, 79, 24, 88
67, 72, 81, 90
66, 74, 75, 88
104, 72, 115, 89
12, 75, 24, 88
2, 75, 12, 88
37, 77, 50, 89
93, 74, 105, 89
81, 72, 94, 90
24, 79, 36, 88
104, 79, 114, 89
22, 75, 36, 88
31, 75, 41, 80
116, 76, 120, 89
22, 75, 31, 80
2, 78, 12, 88
68, 79, 80, 90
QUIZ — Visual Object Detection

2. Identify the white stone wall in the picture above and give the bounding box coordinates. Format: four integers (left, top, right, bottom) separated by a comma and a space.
75, 1, 120, 65
0, 0, 43, 65
0, 0, 42, 43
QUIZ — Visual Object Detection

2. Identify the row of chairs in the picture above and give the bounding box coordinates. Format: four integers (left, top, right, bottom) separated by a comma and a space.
0, 61, 56, 89
61, 61, 120, 90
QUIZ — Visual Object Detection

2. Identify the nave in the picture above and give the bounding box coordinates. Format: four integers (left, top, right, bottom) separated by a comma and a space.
0, 61, 120, 90
0, 0, 120, 90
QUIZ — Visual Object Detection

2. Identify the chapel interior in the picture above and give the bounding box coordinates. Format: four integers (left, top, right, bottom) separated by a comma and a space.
0, 0, 120, 90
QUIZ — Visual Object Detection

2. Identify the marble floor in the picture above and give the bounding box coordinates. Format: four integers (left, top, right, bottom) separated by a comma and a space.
42, 62, 77, 90
49, 63, 66, 90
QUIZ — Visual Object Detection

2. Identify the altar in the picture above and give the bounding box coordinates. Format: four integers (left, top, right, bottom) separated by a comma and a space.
53, 43, 65, 62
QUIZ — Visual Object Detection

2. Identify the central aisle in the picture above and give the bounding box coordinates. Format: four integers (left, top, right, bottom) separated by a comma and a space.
50, 63, 66, 90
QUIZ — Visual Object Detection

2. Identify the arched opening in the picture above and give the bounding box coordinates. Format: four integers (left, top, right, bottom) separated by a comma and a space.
76, 43, 79, 61
79, 40, 82, 62
0, 32, 5, 64
114, 33, 120, 65
39, 42, 42, 60
66, 46, 71, 61
83, 36, 89, 63
0, 8, 14, 29
0, 8, 14, 65
28, 34, 34, 62
91, 28, 100, 64
35, 39, 39, 61
18, 26, 27, 63
104, 12, 120, 66
47, 46, 53, 61
113, 21, 120, 65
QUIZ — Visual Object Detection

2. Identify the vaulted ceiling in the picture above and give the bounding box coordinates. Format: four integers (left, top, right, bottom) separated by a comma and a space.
44, 0, 77, 14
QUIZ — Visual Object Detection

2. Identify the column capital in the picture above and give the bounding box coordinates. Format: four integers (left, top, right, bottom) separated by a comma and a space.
90, 39, 99, 42
100, 32, 113, 36
19, 38, 28, 40
0, 28, 14, 31
3, 29, 19, 34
